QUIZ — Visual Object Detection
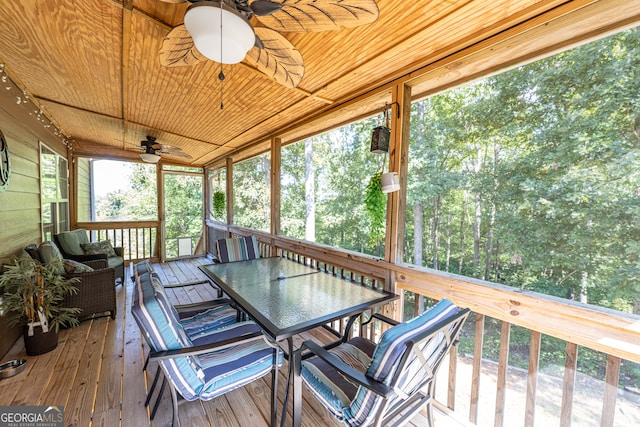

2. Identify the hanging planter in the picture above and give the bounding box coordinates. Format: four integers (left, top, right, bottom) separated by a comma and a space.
213, 190, 226, 219
364, 171, 386, 246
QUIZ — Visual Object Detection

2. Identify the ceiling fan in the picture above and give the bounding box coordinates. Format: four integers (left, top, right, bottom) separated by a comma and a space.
158, 0, 380, 89
138, 136, 192, 163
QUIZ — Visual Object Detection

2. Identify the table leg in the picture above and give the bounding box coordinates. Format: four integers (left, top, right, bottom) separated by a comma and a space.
292, 347, 303, 427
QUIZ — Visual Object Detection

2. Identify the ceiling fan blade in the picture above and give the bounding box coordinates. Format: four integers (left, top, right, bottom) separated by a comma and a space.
246, 28, 304, 88
159, 25, 204, 67
160, 150, 193, 159
156, 0, 188, 3
249, 0, 283, 16
256, 0, 379, 33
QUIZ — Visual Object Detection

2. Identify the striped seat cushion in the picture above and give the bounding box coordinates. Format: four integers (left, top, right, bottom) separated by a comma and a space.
301, 337, 375, 420
132, 267, 280, 402
301, 299, 461, 426
216, 236, 260, 263
188, 321, 283, 401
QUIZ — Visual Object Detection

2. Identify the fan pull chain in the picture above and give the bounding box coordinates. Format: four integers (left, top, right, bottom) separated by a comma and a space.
219, 66, 225, 110
219, 1, 224, 110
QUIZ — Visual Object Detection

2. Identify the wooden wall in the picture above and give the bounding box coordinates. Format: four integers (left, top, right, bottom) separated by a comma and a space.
0, 64, 69, 358
76, 157, 92, 222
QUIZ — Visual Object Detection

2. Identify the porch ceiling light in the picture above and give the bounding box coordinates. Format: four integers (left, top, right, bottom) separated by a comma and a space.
140, 152, 161, 163
184, 1, 255, 65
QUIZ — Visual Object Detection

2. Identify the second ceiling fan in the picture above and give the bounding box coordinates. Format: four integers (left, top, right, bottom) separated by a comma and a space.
158, 0, 380, 89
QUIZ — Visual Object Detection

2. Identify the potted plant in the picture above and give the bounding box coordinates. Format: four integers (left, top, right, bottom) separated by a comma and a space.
0, 256, 80, 355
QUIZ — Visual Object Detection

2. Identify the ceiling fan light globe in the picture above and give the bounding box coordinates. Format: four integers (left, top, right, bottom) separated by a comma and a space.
140, 152, 161, 163
184, 2, 255, 65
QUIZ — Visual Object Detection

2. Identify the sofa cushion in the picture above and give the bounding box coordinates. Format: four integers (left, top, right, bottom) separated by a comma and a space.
56, 229, 89, 256
37, 242, 65, 274
63, 259, 94, 274
81, 240, 117, 258
107, 256, 124, 269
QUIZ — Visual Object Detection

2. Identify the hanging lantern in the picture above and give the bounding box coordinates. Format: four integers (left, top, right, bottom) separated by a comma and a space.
370, 103, 390, 154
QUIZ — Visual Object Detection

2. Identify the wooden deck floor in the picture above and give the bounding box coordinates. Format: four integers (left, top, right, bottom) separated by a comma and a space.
0, 257, 464, 427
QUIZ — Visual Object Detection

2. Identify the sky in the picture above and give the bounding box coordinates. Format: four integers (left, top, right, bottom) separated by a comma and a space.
92, 160, 132, 198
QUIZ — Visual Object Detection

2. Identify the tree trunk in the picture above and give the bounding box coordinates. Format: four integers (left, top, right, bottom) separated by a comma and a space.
580, 271, 588, 304
304, 138, 315, 241
473, 193, 482, 269
432, 194, 441, 269
459, 191, 468, 274
484, 201, 496, 280
414, 202, 423, 267
445, 215, 451, 272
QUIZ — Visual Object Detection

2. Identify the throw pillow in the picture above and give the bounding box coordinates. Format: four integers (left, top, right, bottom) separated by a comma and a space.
37, 242, 65, 274
81, 240, 117, 258
63, 259, 94, 274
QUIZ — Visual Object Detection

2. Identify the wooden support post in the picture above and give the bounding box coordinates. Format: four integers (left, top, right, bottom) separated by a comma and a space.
225, 157, 233, 231
270, 137, 281, 256
384, 83, 411, 321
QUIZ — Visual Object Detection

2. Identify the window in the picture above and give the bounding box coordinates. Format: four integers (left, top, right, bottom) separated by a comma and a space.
77, 159, 158, 222
40, 143, 68, 241
280, 115, 387, 256
405, 29, 640, 313
233, 154, 270, 231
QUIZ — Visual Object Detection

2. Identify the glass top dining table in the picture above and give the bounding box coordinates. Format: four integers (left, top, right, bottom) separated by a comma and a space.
200, 256, 398, 427
199, 257, 397, 342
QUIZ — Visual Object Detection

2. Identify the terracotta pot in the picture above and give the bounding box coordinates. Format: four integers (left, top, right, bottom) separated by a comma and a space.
23, 325, 58, 356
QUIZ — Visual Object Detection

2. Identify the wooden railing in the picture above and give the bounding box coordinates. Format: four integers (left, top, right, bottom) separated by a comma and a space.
206, 221, 640, 427
76, 221, 160, 262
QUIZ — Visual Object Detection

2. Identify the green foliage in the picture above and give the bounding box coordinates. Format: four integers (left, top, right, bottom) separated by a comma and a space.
233, 154, 270, 231
212, 190, 226, 220
364, 171, 386, 246
0, 257, 80, 332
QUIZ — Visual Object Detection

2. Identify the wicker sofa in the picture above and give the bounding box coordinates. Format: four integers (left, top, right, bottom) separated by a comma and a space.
25, 243, 116, 320
53, 229, 124, 285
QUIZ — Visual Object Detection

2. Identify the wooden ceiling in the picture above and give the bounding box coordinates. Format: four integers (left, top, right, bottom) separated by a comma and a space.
0, 0, 635, 166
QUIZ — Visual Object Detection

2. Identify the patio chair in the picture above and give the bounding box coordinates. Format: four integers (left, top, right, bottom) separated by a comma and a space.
54, 229, 125, 285
299, 299, 470, 427
214, 235, 260, 263
131, 265, 282, 427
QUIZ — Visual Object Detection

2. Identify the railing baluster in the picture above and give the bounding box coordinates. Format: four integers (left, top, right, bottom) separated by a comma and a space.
470, 313, 484, 424
447, 341, 459, 410
525, 330, 541, 427
560, 342, 578, 427
601, 355, 621, 427
494, 320, 511, 427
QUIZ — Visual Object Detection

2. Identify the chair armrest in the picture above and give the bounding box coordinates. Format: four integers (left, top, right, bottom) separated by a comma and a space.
361, 312, 400, 328
81, 259, 109, 270
66, 253, 108, 263
301, 340, 394, 398
163, 280, 210, 288
174, 298, 233, 312
149, 331, 265, 361
65, 267, 115, 281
